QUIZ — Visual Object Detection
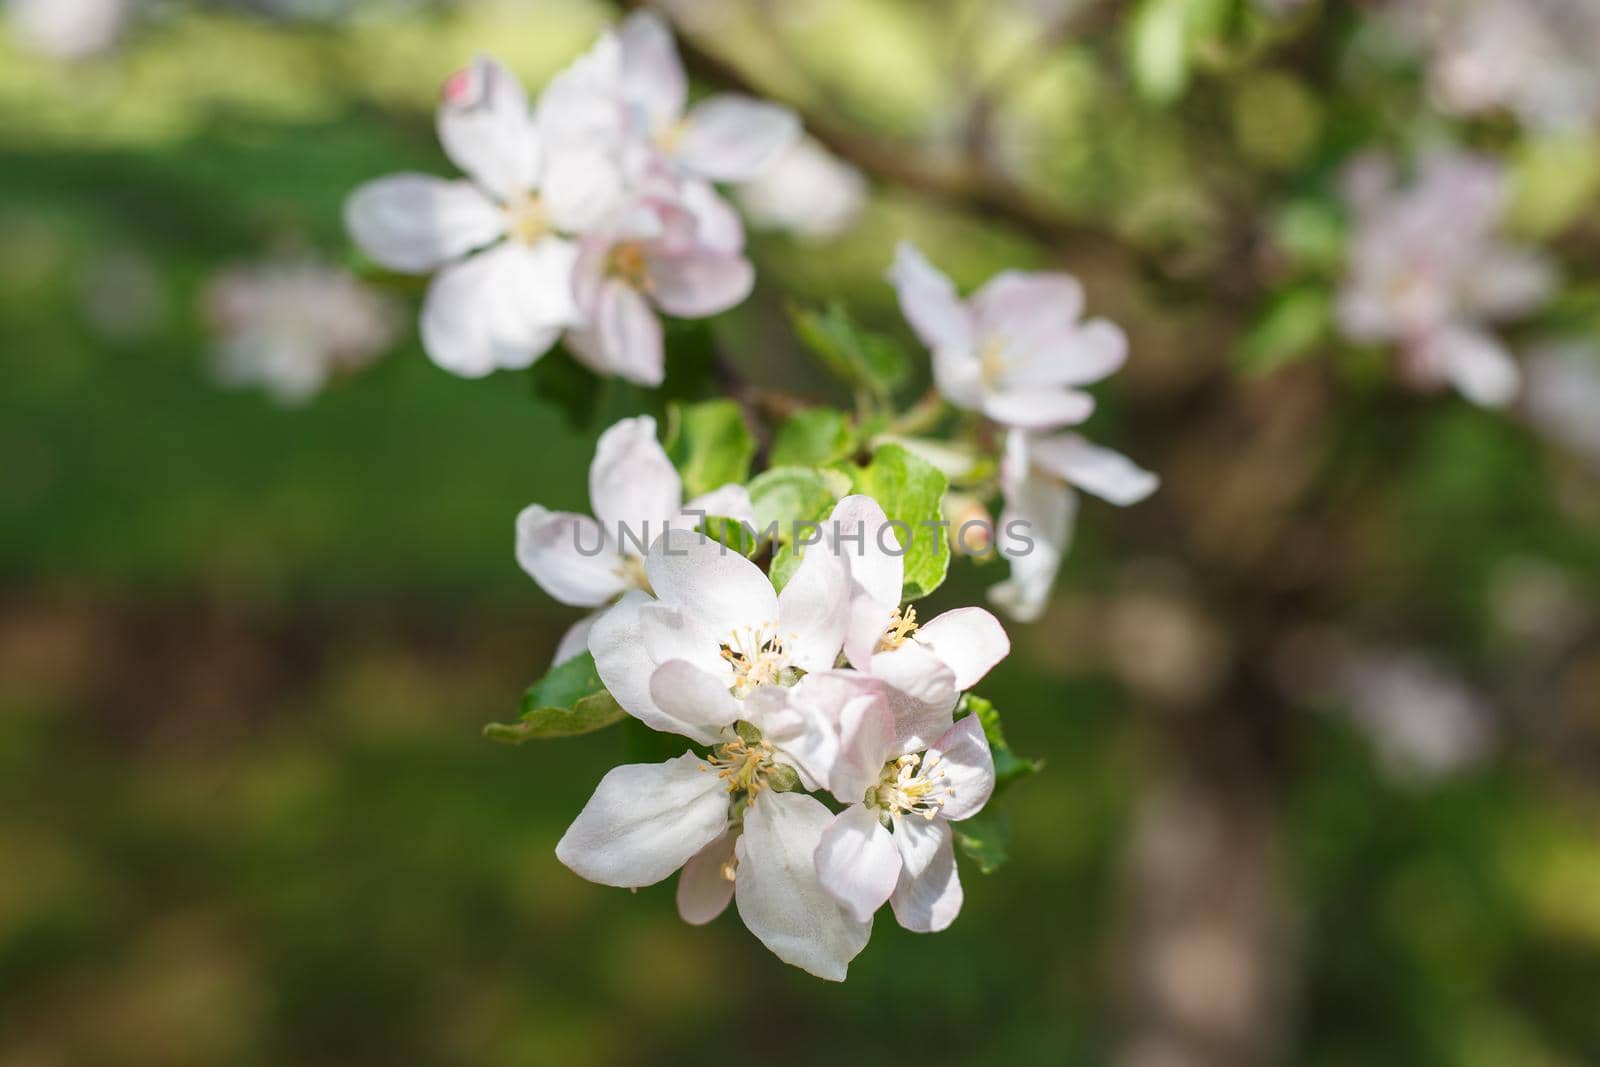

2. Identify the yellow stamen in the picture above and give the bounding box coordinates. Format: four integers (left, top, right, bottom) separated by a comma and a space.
504, 194, 551, 246
874, 605, 919, 653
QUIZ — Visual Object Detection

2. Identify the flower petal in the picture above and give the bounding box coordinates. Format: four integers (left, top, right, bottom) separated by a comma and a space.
639, 602, 729, 679
828, 495, 903, 670
646, 528, 779, 638
677, 830, 736, 925
890, 805, 949, 880
344, 174, 505, 274
618, 10, 688, 132
588, 415, 683, 539
553, 609, 606, 666
648, 659, 743, 737
981, 388, 1096, 430
420, 241, 576, 377
592, 590, 719, 744
888, 242, 974, 355
541, 147, 626, 233
1433, 326, 1522, 409
815, 805, 902, 923
594, 280, 666, 387
869, 641, 959, 751
680, 179, 746, 254
735, 791, 873, 982
776, 538, 851, 674
682, 483, 757, 529
647, 248, 754, 318
827, 688, 896, 803
1028, 433, 1160, 505
437, 55, 539, 202
514, 505, 627, 607
916, 607, 1010, 691
1006, 318, 1129, 390
927, 714, 995, 822
555, 752, 729, 887
971, 270, 1084, 347
677, 95, 801, 182
989, 432, 1077, 623
890, 822, 964, 933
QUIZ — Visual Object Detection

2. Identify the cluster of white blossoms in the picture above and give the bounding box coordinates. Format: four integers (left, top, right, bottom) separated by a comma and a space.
889, 243, 1160, 622
345, 12, 800, 385
1337, 152, 1555, 409
541, 491, 1009, 980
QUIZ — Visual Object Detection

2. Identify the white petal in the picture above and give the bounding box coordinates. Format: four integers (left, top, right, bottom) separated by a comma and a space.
815, 805, 902, 923
1028, 433, 1160, 505
826, 687, 896, 803
677, 95, 801, 182
1465, 251, 1556, 321
890, 806, 949, 880
869, 642, 959, 751
535, 31, 625, 150
595, 280, 666, 387
735, 791, 872, 982
618, 10, 688, 131
1434, 327, 1522, 409
927, 714, 994, 823
890, 823, 964, 933
592, 590, 718, 744
647, 248, 754, 318
437, 56, 539, 202
828, 495, 903, 670
888, 242, 974, 355
646, 528, 779, 637
981, 388, 1096, 430
989, 436, 1077, 623
1006, 318, 1128, 390
648, 660, 743, 737
420, 242, 575, 377
680, 179, 746, 254
556, 753, 729, 887
639, 602, 728, 679
553, 610, 605, 666
916, 607, 1010, 691
677, 830, 736, 925
588, 415, 683, 538
682, 483, 757, 529
776, 540, 851, 674
931, 344, 986, 411
541, 148, 626, 233
971, 270, 1084, 348
514, 504, 628, 607
344, 174, 504, 274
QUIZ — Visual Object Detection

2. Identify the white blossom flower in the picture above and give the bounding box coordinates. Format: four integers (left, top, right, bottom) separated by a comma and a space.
736, 137, 869, 240
815, 711, 995, 932
204, 257, 399, 405
826, 496, 1011, 749
1524, 342, 1600, 471
345, 55, 622, 378
515, 415, 754, 665
1337, 152, 1556, 409
889, 242, 1129, 430
1338, 649, 1496, 784
6, 0, 129, 61
563, 192, 754, 386
991, 428, 1159, 623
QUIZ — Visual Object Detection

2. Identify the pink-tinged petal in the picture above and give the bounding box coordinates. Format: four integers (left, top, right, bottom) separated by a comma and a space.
734, 791, 872, 982
588, 415, 684, 537
816, 805, 902, 923
677, 830, 736, 925
420, 244, 570, 378
682, 483, 757, 529
553, 609, 606, 666
889, 805, 949, 880
932, 344, 986, 411
970, 270, 1084, 347
1005, 318, 1128, 390
1429, 327, 1521, 409
869, 642, 959, 751
827, 495, 903, 669
437, 55, 539, 202
648, 659, 743, 738
618, 10, 688, 130
592, 590, 713, 743
989, 432, 1077, 623
916, 607, 1009, 691
514, 504, 627, 607
1028, 433, 1160, 506
596, 280, 666, 386
677, 95, 801, 182
777, 542, 851, 674
344, 174, 504, 274
535, 31, 625, 150
927, 714, 994, 822
981, 388, 1096, 430
888, 242, 974, 355
555, 752, 729, 887
542, 148, 626, 233
890, 824, 964, 933
646, 528, 779, 636
680, 179, 746, 254
639, 602, 728, 679
827, 690, 896, 803
647, 249, 754, 318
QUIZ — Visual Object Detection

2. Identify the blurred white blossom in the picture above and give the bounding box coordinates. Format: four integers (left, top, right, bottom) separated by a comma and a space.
1524, 342, 1600, 470
6, 0, 129, 61
736, 137, 868, 240
204, 258, 399, 405
1338, 152, 1555, 408
1339, 650, 1496, 783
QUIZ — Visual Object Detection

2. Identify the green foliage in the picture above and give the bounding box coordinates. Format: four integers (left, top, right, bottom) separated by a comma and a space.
770, 408, 856, 468
748, 466, 852, 590
484, 653, 624, 744
1238, 286, 1331, 375
667, 399, 757, 499
954, 810, 1011, 875
838, 443, 950, 600
528, 347, 608, 432
957, 694, 1043, 796
791, 302, 910, 398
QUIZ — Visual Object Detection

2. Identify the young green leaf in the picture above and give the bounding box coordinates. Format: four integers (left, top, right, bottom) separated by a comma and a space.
954, 810, 1011, 874
483, 652, 625, 744
748, 466, 851, 590
666, 399, 757, 499
791, 302, 910, 397
770, 408, 856, 468
955, 693, 1043, 795
839, 443, 951, 600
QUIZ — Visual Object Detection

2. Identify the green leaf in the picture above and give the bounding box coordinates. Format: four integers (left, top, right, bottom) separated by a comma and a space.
666, 399, 757, 499
839, 443, 950, 600
748, 466, 852, 591
954, 810, 1010, 874
1237, 287, 1330, 376
956, 694, 1043, 795
791, 302, 910, 396
1128, 0, 1191, 104
699, 514, 761, 558
483, 652, 625, 744
770, 408, 856, 468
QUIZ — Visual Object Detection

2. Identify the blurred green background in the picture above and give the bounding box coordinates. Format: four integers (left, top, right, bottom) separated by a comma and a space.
4, 1, 1600, 1065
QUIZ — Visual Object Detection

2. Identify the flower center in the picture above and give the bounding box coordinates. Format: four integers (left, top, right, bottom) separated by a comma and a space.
615, 553, 652, 593
505, 193, 551, 246
867, 752, 951, 821
979, 338, 1013, 388
720, 623, 800, 697
608, 241, 653, 291
705, 734, 780, 797
653, 119, 688, 155
874, 605, 919, 653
